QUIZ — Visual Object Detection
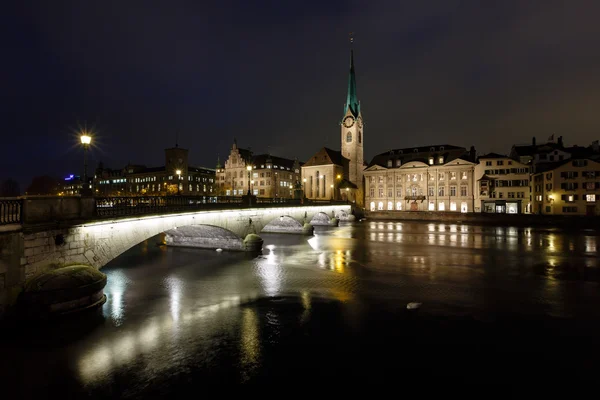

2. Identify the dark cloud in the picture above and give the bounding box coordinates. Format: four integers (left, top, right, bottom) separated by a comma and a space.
2, 0, 600, 188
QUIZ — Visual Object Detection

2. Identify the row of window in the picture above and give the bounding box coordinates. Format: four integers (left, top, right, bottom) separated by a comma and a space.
369, 200, 469, 212
559, 171, 599, 179
483, 168, 529, 175
484, 160, 514, 166
369, 171, 469, 184
534, 194, 596, 202
369, 185, 469, 198
489, 192, 526, 199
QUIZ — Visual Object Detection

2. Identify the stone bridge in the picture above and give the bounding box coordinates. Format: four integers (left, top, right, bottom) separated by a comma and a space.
0, 196, 354, 316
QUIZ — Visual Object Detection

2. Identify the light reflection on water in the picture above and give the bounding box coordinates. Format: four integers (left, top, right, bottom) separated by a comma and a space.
2, 221, 600, 394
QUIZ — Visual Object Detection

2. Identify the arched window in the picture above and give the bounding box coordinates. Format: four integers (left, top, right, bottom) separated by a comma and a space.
378, 202, 384, 210
370, 202, 375, 211
358, 131, 362, 143
346, 131, 352, 142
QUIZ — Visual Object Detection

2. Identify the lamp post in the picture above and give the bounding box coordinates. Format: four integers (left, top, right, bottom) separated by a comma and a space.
176, 169, 181, 195
251, 180, 254, 196
303, 178, 307, 198
330, 184, 334, 200
80, 133, 92, 195
246, 165, 252, 196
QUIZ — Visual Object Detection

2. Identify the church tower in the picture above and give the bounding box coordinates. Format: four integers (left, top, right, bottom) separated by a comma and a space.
340, 45, 364, 198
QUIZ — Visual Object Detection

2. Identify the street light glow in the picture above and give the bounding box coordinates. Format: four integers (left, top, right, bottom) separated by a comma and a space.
175, 169, 181, 176
246, 165, 252, 171
80, 134, 91, 145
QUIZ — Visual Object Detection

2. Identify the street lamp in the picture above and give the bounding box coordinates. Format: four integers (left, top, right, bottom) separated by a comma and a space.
251, 180, 254, 196
303, 178, 307, 198
80, 133, 92, 195
176, 169, 181, 195
246, 165, 252, 196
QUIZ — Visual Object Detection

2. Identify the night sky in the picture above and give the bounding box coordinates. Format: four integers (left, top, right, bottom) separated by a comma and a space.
3, 1, 600, 190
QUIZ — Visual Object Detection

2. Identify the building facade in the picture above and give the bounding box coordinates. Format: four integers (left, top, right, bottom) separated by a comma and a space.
94, 146, 217, 196
531, 158, 600, 215
364, 145, 477, 212
301, 147, 355, 201
216, 140, 302, 198
474, 153, 531, 214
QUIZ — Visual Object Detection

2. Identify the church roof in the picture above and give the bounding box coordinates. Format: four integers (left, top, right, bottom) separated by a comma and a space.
343, 50, 360, 118
303, 147, 349, 167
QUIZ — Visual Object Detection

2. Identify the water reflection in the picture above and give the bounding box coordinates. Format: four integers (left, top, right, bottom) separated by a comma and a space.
103, 269, 130, 325
4, 220, 600, 395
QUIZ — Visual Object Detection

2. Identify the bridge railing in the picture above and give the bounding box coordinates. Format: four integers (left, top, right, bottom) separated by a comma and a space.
94, 195, 350, 218
0, 198, 23, 225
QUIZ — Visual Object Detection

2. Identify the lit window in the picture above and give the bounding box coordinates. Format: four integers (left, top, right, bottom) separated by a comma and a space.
568, 195, 574, 202
388, 201, 393, 210
438, 156, 444, 164
438, 202, 445, 211
428, 201, 435, 211
586, 194, 596, 202
370, 202, 375, 211
378, 202, 384, 210
450, 202, 457, 211
396, 201, 402, 210
429, 157, 434, 165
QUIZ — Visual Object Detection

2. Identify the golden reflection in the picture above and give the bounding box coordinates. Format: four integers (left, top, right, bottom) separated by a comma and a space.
548, 234, 556, 252
450, 224, 457, 233
165, 276, 183, 322
300, 291, 311, 324
255, 247, 282, 296
240, 308, 260, 382
428, 234, 436, 245
585, 236, 597, 253
428, 224, 435, 232
79, 296, 242, 384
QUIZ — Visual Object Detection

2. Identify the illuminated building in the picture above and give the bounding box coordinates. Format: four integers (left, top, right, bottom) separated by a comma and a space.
94, 145, 216, 196
216, 139, 302, 198
364, 145, 477, 212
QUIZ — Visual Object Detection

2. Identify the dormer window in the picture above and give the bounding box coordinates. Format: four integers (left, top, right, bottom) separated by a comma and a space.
414, 149, 418, 153
387, 160, 392, 167
396, 160, 401, 167
439, 146, 445, 151
429, 157, 434, 165
430, 147, 435, 152
438, 156, 444, 164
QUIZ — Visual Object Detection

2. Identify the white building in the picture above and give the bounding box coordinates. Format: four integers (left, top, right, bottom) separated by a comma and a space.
364, 145, 477, 213
474, 153, 531, 214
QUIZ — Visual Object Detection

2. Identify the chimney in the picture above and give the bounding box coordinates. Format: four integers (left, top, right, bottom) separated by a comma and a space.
558, 136, 564, 147
532, 136, 536, 146
469, 146, 476, 162
592, 140, 599, 153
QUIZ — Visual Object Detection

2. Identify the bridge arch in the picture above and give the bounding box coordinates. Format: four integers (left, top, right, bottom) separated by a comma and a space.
310, 211, 332, 226
164, 224, 246, 251
260, 215, 304, 234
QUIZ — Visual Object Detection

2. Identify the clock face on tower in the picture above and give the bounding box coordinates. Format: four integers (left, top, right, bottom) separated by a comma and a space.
357, 116, 363, 128
343, 116, 355, 128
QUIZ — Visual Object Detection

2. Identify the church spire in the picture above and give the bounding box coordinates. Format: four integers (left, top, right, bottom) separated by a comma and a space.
344, 33, 360, 118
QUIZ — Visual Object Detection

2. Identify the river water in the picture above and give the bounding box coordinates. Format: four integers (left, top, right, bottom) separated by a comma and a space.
2, 221, 600, 394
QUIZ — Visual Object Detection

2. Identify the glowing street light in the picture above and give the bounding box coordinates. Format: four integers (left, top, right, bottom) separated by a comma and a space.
246, 165, 252, 196
176, 169, 181, 195
80, 132, 92, 195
